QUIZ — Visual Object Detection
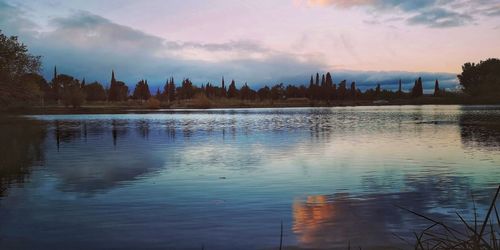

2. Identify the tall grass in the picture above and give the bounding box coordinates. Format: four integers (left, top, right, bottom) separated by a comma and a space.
397, 185, 500, 249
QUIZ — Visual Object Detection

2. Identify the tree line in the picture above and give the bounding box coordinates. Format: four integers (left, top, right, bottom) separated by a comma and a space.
26, 68, 443, 107
1, 30, 499, 109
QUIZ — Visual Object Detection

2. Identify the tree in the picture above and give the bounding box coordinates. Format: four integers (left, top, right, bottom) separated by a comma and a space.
108, 70, 119, 101
398, 79, 403, 96
178, 78, 195, 99
337, 80, 347, 100
350, 82, 356, 100
60, 76, 85, 108
20, 73, 48, 105
132, 80, 151, 101
167, 77, 176, 102
50, 66, 61, 102
270, 83, 285, 100
84, 81, 106, 101
434, 79, 440, 97
411, 77, 423, 98
108, 71, 128, 101
0, 30, 42, 106
257, 86, 270, 100
227, 80, 238, 98
458, 58, 500, 97
375, 84, 381, 98
240, 83, 255, 100
322, 73, 333, 101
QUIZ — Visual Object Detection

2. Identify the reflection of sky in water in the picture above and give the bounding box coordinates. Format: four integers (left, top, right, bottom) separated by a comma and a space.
0, 106, 499, 249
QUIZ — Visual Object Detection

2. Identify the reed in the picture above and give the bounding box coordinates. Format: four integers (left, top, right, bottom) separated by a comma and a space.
397, 185, 500, 249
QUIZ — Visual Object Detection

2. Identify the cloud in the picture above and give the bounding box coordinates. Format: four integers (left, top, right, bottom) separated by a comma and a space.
0, 3, 323, 88
407, 7, 473, 28
307, 0, 375, 8
0, 0, 459, 92
0, 1, 39, 36
305, 0, 499, 28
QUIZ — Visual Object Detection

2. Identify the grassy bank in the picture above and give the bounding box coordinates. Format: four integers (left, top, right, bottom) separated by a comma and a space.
2, 95, 500, 115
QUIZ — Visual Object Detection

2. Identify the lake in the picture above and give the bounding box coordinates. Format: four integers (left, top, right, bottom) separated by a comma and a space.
1, 105, 499, 249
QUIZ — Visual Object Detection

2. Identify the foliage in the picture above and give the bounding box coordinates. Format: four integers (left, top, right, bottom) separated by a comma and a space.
400, 185, 500, 249
60, 75, 85, 108
146, 97, 161, 109
177, 78, 195, 99
227, 80, 238, 98
458, 58, 500, 97
3, 29, 499, 108
411, 77, 424, 98
84, 82, 106, 101
132, 79, 151, 101
0, 30, 42, 107
108, 71, 129, 101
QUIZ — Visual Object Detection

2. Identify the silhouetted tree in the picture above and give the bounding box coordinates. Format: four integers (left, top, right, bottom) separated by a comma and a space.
257, 86, 270, 100
163, 77, 176, 102
178, 78, 195, 99
271, 83, 285, 100
0, 30, 42, 106
337, 80, 347, 100
132, 80, 151, 101
20, 73, 48, 105
240, 83, 255, 100
59, 75, 85, 108
227, 80, 238, 98
458, 58, 500, 97
322, 72, 336, 100
84, 81, 106, 101
375, 84, 381, 99
107, 71, 128, 102
398, 79, 403, 96
411, 77, 423, 98
350, 82, 356, 100
434, 79, 440, 97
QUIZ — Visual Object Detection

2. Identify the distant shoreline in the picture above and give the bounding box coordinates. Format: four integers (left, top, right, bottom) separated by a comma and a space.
3, 96, 500, 115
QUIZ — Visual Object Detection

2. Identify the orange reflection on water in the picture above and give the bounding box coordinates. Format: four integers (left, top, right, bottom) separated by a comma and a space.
293, 195, 338, 246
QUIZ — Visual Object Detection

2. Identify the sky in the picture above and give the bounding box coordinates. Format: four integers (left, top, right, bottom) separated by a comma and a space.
1, 0, 499, 91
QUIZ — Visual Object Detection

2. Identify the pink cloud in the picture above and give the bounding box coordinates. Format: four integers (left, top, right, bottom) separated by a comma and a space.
307, 0, 375, 8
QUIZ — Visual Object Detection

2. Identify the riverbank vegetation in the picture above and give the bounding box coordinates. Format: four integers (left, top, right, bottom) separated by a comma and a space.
2, 30, 500, 112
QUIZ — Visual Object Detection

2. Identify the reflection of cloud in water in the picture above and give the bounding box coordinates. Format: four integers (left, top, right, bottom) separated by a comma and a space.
47, 120, 164, 194
292, 175, 498, 249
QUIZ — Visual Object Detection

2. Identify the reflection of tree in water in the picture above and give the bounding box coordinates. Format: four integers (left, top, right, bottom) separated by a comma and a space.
0, 117, 46, 197
459, 110, 500, 149
47, 120, 164, 195
54, 120, 82, 151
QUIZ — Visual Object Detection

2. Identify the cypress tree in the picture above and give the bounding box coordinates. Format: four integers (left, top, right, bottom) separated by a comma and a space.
434, 79, 440, 96
325, 72, 333, 87
411, 77, 423, 98
227, 80, 238, 98
52, 66, 60, 102
351, 82, 356, 100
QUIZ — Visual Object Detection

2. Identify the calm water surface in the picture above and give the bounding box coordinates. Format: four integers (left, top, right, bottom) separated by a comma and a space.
1, 105, 499, 249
